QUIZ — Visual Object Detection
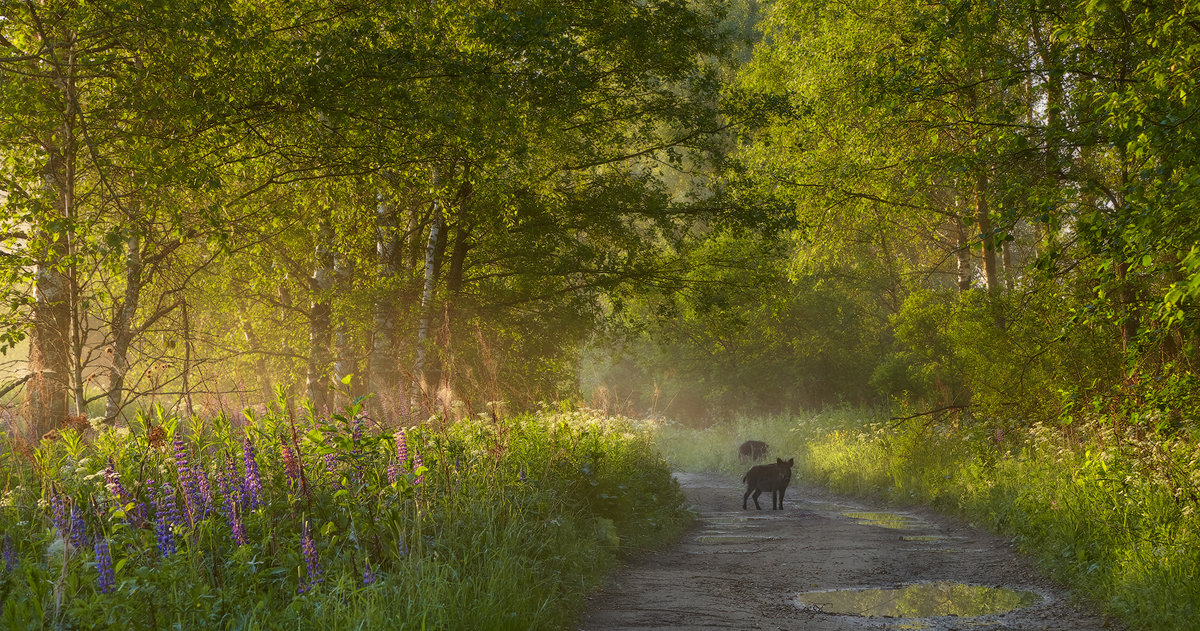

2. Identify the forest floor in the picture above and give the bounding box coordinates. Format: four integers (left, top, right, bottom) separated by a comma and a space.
579, 471, 1121, 631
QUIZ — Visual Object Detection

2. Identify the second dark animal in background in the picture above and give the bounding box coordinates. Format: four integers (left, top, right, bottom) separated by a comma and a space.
742, 457, 794, 510
738, 440, 769, 462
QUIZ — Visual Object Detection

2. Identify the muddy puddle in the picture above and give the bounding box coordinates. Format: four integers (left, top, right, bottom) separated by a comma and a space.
695, 534, 776, 545
842, 511, 929, 530
703, 513, 773, 525
794, 581, 1042, 619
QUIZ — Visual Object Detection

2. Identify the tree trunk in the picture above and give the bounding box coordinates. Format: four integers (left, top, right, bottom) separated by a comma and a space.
976, 168, 999, 297
305, 214, 334, 413
368, 193, 400, 403
414, 193, 445, 395
955, 214, 973, 292
27, 249, 72, 439
1031, 6, 1065, 253
25, 128, 74, 440
104, 234, 143, 424
1117, 260, 1138, 351
332, 250, 356, 399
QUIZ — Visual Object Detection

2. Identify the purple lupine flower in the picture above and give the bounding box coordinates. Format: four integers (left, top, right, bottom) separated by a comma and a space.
102, 459, 129, 504
94, 537, 115, 594
281, 442, 300, 487
351, 416, 363, 452
69, 506, 88, 550
362, 557, 376, 585
395, 428, 408, 468
217, 457, 234, 506
229, 504, 247, 546
242, 438, 263, 509
217, 456, 247, 546
50, 489, 68, 537
103, 460, 148, 525
223, 491, 247, 547
413, 450, 424, 486
153, 481, 178, 557
220, 453, 242, 507
195, 468, 213, 520
173, 437, 203, 525
2, 534, 16, 572
299, 521, 321, 593
322, 450, 343, 491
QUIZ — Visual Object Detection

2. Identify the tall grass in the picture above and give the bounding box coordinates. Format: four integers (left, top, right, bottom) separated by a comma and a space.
0, 402, 690, 629
653, 410, 1200, 631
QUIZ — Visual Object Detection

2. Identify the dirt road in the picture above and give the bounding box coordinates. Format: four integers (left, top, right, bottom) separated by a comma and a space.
580, 472, 1118, 631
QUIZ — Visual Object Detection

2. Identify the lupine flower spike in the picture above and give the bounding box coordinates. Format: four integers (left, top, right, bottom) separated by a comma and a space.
2, 534, 15, 572
396, 428, 408, 468
173, 436, 201, 525
102, 459, 129, 506
299, 520, 321, 593
102, 459, 147, 526
362, 557, 376, 585
387, 428, 405, 484
281, 441, 300, 487
94, 537, 115, 594
153, 481, 178, 557
50, 488, 68, 537
221, 454, 242, 507
218, 454, 248, 545
242, 437, 263, 509
195, 469, 214, 519
69, 506, 88, 550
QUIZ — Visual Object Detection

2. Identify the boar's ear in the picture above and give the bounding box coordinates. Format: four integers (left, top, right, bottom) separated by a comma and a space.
786, 458, 794, 465
776, 458, 785, 465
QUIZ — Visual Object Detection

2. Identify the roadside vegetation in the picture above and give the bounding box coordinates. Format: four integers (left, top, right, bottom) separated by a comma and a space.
0, 403, 688, 630
655, 410, 1200, 631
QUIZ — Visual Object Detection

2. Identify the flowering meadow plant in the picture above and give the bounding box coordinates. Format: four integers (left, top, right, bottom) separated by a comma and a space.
0, 404, 688, 629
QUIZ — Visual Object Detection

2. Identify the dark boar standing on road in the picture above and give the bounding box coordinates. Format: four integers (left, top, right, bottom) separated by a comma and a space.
742, 457, 794, 510
737, 440, 769, 462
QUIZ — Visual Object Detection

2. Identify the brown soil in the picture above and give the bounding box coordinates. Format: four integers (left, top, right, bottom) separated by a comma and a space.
579, 472, 1121, 631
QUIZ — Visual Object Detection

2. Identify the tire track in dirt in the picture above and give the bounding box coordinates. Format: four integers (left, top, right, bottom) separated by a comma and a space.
580, 472, 1119, 631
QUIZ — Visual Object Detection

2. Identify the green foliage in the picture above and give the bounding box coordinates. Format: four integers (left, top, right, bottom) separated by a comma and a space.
0, 405, 689, 629
589, 226, 890, 422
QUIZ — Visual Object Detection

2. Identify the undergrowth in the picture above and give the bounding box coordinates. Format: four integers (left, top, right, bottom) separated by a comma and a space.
653, 410, 1200, 631
0, 401, 690, 630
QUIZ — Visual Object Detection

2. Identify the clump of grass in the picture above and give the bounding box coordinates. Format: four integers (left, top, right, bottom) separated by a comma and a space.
0, 402, 690, 630
652, 410, 1200, 631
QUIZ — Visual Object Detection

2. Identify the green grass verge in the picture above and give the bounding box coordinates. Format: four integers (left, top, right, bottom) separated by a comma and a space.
653, 410, 1200, 631
0, 404, 691, 629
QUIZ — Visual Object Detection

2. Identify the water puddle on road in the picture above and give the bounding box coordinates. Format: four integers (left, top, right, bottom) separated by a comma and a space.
703, 513, 772, 526
695, 534, 775, 545
842, 511, 928, 529
794, 582, 1042, 619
